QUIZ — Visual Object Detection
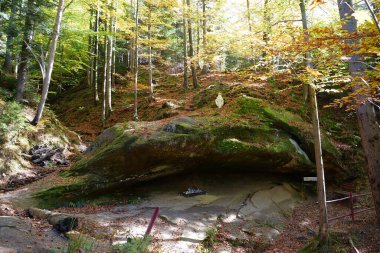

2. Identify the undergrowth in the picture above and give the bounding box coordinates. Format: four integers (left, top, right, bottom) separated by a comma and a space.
0, 100, 27, 144
300, 233, 353, 253
60, 234, 152, 253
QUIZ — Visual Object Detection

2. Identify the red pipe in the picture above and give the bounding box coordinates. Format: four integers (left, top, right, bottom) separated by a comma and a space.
144, 207, 160, 239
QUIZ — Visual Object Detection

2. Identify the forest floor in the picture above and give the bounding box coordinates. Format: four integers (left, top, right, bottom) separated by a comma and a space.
0, 69, 378, 252
1, 171, 378, 252
52, 69, 307, 141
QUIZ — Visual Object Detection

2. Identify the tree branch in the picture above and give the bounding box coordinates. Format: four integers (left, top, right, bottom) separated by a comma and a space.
24, 40, 46, 79
64, 0, 75, 12
363, 0, 380, 33
271, 19, 302, 26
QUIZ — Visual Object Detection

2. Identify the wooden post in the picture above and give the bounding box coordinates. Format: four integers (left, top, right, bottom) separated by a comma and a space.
310, 85, 329, 242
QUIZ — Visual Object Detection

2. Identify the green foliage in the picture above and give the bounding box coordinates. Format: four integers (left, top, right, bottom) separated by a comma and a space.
201, 227, 217, 250
0, 101, 27, 144
0, 74, 17, 92
225, 53, 252, 71
65, 234, 97, 253
113, 236, 152, 253
301, 233, 350, 253
0, 87, 13, 100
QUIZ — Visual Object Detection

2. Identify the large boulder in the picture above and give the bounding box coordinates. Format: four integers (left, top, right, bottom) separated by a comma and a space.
70, 117, 313, 180
37, 96, 344, 205
0, 216, 66, 252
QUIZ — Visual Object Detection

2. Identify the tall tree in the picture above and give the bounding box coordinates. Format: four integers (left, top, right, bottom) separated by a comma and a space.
88, 6, 94, 89
147, 1, 153, 98
246, 0, 252, 33
93, 3, 100, 103
111, 0, 117, 89
337, 0, 380, 224
107, 0, 114, 114
262, 0, 271, 57
16, 0, 35, 101
201, 0, 209, 74
183, 0, 189, 89
102, 6, 109, 127
186, 0, 199, 88
3, 0, 18, 73
133, 0, 139, 120
31, 0, 65, 125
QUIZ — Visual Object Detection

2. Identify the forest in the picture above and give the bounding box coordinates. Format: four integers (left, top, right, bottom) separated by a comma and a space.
0, 0, 379, 252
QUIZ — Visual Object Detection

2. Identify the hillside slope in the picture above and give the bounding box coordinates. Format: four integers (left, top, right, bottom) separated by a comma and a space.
39, 70, 365, 205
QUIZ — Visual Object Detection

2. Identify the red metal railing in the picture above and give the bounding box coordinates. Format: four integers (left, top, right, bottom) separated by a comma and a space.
327, 192, 374, 222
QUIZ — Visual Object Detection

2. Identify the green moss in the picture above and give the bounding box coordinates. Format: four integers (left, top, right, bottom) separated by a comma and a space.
193, 84, 230, 108
236, 96, 264, 115
35, 182, 88, 209
321, 135, 341, 158
216, 138, 252, 154
263, 106, 304, 126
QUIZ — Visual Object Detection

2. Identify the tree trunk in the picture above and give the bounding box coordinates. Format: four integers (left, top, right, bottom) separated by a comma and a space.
201, 0, 209, 74
129, 0, 135, 74
3, 0, 18, 73
102, 20, 108, 128
246, 0, 252, 33
31, 0, 65, 125
338, 0, 380, 224
16, 0, 35, 101
196, 1, 200, 68
88, 7, 94, 88
133, 0, 139, 120
148, 5, 153, 98
183, 0, 189, 89
299, 0, 311, 100
93, 3, 100, 103
262, 0, 270, 57
112, 1, 117, 89
107, 1, 113, 115
186, 0, 199, 89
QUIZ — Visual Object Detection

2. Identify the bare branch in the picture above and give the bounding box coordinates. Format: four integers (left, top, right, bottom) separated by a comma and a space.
363, 0, 380, 33
24, 40, 46, 78
271, 19, 302, 26
64, 0, 75, 12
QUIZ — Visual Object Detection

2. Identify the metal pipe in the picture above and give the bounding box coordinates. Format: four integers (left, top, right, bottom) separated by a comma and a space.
144, 207, 160, 239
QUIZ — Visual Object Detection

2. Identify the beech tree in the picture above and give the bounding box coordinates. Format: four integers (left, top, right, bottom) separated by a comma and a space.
133, 0, 139, 120
186, 0, 199, 88
2, 0, 18, 73
201, 0, 209, 73
93, 3, 100, 103
31, 0, 65, 125
16, 0, 35, 101
183, 0, 189, 89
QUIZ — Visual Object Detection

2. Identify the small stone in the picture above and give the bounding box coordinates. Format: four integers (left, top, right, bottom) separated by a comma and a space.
215, 93, 224, 109
162, 101, 180, 109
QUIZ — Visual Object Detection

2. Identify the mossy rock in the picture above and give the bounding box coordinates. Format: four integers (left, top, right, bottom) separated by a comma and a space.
37, 110, 346, 205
